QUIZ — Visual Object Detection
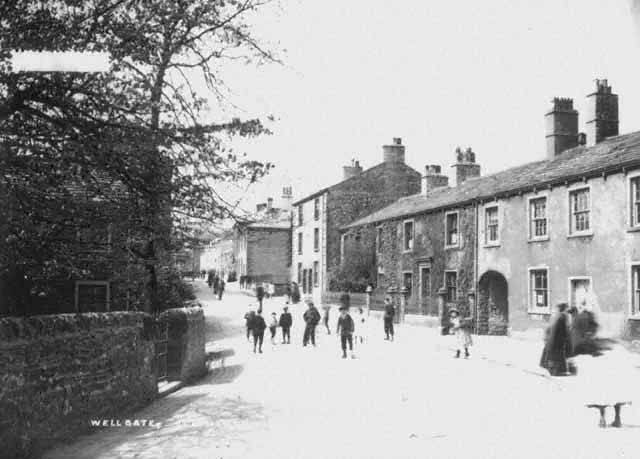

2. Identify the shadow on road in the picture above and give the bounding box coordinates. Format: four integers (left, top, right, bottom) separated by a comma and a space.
197, 364, 244, 386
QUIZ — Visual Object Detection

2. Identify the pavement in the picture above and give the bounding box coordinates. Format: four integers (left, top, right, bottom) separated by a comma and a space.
44, 281, 640, 459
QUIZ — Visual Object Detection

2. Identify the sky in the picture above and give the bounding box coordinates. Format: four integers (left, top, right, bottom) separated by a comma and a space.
217, 0, 640, 212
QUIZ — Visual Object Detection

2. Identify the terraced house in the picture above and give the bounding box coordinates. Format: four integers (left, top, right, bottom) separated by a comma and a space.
291, 138, 422, 304
342, 80, 640, 340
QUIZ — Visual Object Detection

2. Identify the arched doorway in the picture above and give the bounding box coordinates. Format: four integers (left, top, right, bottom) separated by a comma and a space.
478, 271, 509, 335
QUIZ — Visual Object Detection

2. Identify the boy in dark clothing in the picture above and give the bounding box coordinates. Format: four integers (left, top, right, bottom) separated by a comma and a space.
252, 311, 267, 353
279, 307, 293, 344
256, 285, 265, 313
302, 300, 321, 347
383, 297, 395, 341
336, 306, 355, 359
244, 309, 256, 341
218, 279, 225, 300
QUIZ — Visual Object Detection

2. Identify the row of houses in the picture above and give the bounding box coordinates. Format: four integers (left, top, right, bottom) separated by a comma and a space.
228, 79, 639, 339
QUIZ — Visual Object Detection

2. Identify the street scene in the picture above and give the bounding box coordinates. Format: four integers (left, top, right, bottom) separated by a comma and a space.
3, 1, 640, 459
42, 282, 640, 459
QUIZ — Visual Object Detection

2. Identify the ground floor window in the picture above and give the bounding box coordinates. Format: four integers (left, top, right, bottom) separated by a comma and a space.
313, 261, 319, 288
445, 271, 457, 302
75, 281, 110, 312
569, 277, 591, 310
632, 265, 640, 316
403, 271, 413, 297
529, 268, 549, 312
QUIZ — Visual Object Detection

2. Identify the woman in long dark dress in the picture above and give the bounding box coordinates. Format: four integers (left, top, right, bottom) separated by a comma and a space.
540, 303, 572, 376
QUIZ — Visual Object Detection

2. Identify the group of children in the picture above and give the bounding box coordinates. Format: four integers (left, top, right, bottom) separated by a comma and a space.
244, 300, 369, 358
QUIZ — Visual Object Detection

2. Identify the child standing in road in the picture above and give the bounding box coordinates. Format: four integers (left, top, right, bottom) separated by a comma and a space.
279, 306, 292, 344
252, 311, 267, 354
336, 305, 355, 359
244, 308, 256, 342
269, 312, 279, 344
449, 309, 472, 358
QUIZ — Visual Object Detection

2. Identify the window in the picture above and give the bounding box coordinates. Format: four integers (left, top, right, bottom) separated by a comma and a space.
403, 220, 414, 251
569, 277, 591, 310
420, 266, 433, 316
298, 205, 303, 226
569, 188, 590, 234
529, 268, 549, 312
314, 228, 319, 251
529, 197, 548, 239
314, 198, 320, 221
340, 234, 346, 262
313, 261, 319, 287
403, 272, 413, 297
297, 263, 302, 284
75, 281, 110, 312
631, 178, 640, 228
445, 271, 457, 302
485, 206, 499, 244
376, 226, 383, 253
298, 232, 303, 255
632, 265, 640, 316
445, 212, 459, 247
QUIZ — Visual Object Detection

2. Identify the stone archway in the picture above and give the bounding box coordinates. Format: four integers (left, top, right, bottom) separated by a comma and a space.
478, 271, 509, 335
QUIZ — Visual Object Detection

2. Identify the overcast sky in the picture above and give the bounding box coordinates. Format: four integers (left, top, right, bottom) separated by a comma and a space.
218, 0, 640, 211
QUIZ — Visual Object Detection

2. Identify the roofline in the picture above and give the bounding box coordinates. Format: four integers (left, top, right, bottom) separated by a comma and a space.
342, 159, 640, 230
291, 161, 420, 206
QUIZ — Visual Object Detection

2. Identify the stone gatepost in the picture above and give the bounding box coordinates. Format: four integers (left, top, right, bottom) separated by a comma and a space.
399, 286, 409, 324
467, 289, 477, 334
437, 287, 448, 334
365, 284, 373, 317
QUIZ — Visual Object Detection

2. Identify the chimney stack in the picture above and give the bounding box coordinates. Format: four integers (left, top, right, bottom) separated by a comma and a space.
343, 159, 363, 180
545, 97, 579, 159
586, 79, 618, 146
256, 203, 267, 213
451, 147, 481, 186
267, 197, 273, 211
421, 164, 449, 196
281, 186, 293, 210
383, 137, 405, 164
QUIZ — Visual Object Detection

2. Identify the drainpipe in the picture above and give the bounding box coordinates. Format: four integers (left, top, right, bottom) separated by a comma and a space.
473, 201, 479, 335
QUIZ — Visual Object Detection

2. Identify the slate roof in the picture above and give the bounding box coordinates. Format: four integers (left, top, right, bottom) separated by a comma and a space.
344, 131, 640, 229
292, 161, 420, 206
245, 209, 292, 230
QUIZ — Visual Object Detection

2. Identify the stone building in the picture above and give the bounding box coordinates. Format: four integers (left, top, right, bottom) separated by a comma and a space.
290, 138, 422, 303
200, 238, 234, 278
233, 192, 293, 292
343, 80, 640, 339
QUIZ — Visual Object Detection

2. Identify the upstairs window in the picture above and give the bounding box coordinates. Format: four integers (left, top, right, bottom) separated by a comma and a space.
403, 220, 414, 251
485, 206, 499, 244
313, 261, 319, 287
298, 205, 303, 226
314, 198, 320, 220
631, 177, 640, 228
403, 272, 413, 297
632, 265, 640, 316
314, 228, 319, 251
376, 226, 383, 253
297, 232, 303, 255
569, 188, 590, 234
529, 197, 548, 239
445, 212, 459, 247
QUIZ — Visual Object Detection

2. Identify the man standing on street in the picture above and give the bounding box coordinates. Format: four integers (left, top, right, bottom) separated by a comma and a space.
336, 305, 355, 359
252, 311, 267, 353
322, 304, 331, 335
256, 284, 265, 313
279, 306, 293, 344
383, 297, 395, 341
302, 300, 321, 347
218, 279, 225, 300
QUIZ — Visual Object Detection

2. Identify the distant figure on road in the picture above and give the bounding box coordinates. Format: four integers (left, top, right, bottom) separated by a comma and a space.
336, 305, 355, 359
291, 282, 301, 304
256, 284, 265, 313
540, 303, 572, 376
207, 271, 214, 290
269, 312, 279, 344
217, 279, 225, 300
449, 309, 472, 358
279, 306, 292, 344
355, 307, 367, 344
285, 284, 292, 304
252, 311, 267, 353
383, 297, 395, 341
322, 305, 331, 335
302, 300, 321, 347
244, 309, 256, 341
213, 275, 220, 296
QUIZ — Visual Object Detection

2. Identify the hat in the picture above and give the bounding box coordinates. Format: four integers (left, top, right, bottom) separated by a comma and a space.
339, 305, 349, 311
271, 312, 276, 315
448, 308, 459, 316
283, 306, 289, 310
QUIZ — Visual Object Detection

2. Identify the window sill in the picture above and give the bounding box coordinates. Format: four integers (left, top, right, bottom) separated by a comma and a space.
627, 226, 640, 233
567, 232, 593, 239
527, 310, 551, 316
402, 249, 414, 254
444, 245, 460, 250
483, 242, 501, 248
528, 236, 550, 243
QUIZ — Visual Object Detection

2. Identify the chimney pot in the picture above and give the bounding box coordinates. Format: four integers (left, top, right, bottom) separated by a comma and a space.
422, 164, 449, 196
383, 138, 406, 164
545, 97, 579, 158
452, 147, 481, 186
586, 78, 618, 146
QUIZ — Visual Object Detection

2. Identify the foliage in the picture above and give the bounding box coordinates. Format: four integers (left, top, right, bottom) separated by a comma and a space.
0, 0, 280, 315
329, 241, 376, 293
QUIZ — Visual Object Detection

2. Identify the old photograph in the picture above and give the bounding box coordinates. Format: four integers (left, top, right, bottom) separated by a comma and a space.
2, 1, 640, 458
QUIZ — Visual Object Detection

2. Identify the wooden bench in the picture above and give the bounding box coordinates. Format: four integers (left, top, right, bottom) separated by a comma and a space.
586, 402, 632, 427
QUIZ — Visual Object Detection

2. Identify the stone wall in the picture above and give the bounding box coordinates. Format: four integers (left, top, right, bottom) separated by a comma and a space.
342, 205, 477, 326
0, 312, 157, 458
164, 307, 207, 383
